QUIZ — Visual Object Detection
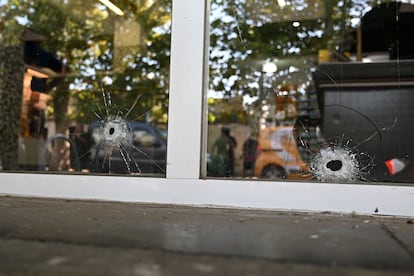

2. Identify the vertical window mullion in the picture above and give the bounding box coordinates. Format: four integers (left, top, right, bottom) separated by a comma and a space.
166, 0, 207, 179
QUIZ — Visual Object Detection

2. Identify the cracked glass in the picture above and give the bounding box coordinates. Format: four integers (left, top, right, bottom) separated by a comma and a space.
0, 0, 170, 176
207, 0, 414, 184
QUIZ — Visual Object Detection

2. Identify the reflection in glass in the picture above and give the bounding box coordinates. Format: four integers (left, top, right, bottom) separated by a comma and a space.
207, 0, 414, 184
0, 0, 171, 176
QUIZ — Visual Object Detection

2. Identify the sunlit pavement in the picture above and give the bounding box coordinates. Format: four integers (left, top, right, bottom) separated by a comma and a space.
0, 196, 413, 275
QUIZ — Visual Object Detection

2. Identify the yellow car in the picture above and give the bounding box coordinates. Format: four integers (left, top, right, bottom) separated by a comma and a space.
254, 126, 308, 179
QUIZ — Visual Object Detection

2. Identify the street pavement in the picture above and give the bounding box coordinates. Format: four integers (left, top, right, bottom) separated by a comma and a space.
0, 196, 413, 275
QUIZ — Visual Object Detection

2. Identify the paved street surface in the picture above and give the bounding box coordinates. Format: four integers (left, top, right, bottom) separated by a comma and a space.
0, 196, 413, 275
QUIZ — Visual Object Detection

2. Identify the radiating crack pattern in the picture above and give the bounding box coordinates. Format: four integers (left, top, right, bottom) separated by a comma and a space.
309, 143, 371, 183
86, 90, 165, 175
294, 103, 380, 183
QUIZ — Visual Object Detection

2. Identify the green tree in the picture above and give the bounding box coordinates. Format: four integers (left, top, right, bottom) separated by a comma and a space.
209, 0, 363, 101
1, 0, 171, 170
1, 0, 171, 125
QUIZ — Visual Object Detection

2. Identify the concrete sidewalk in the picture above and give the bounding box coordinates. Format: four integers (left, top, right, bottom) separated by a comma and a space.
0, 196, 413, 275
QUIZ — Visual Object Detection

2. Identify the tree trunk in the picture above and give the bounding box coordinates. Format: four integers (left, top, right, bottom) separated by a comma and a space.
0, 46, 24, 170
48, 79, 71, 171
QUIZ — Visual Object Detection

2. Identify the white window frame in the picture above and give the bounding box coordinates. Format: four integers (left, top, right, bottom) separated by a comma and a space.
0, 0, 413, 217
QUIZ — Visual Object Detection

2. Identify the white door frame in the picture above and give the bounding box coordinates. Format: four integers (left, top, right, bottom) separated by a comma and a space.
1, 0, 413, 217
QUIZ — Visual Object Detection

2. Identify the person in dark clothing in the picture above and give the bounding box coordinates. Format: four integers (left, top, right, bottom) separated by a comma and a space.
69, 124, 93, 172
222, 127, 237, 176
242, 137, 258, 177
210, 127, 237, 177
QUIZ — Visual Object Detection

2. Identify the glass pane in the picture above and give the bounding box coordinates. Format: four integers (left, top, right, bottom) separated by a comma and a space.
207, 0, 414, 184
0, 0, 171, 176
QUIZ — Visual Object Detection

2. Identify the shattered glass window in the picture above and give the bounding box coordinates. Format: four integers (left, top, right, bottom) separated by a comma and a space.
207, 0, 414, 184
0, 0, 171, 176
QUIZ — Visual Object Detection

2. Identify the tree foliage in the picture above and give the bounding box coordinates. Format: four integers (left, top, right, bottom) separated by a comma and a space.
0, 0, 171, 126
209, 0, 366, 99
0, 0, 383, 127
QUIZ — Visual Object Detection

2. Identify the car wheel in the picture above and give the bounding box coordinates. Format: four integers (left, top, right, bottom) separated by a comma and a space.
261, 165, 285, 179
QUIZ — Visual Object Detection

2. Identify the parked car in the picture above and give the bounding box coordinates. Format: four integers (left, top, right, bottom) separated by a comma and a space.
254, 126, 307, 179
88, 120, 167, 175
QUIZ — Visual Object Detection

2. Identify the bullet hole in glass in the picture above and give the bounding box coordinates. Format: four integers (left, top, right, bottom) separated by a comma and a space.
326, 159, 342, 171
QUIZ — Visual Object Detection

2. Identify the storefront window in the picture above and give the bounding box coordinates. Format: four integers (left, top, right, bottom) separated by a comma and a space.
207, 0, 414, 184
0, 0, 171, 176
